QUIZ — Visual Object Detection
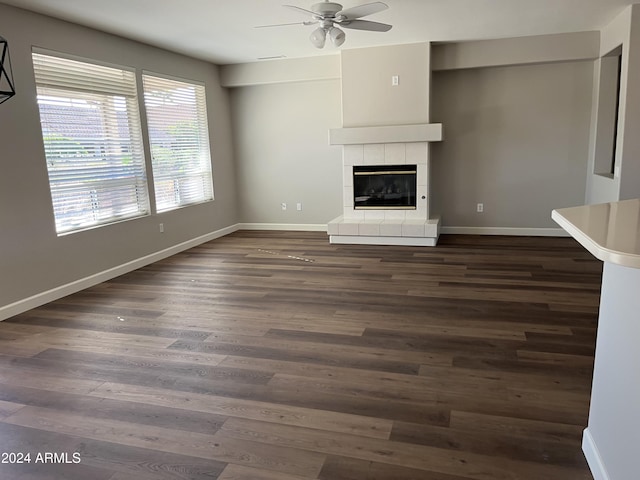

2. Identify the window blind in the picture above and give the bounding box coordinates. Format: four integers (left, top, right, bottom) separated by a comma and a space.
142, 74, 213, 212
32, 52, 149, 234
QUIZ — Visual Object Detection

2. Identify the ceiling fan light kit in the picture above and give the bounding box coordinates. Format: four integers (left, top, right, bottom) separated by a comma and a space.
258, 1, 392, 49
310, 22, 346, 48
310, 26, 327, 48
329, 26, 346, 47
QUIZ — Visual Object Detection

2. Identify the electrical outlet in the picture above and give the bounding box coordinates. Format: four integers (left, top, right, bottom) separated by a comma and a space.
159, 223, 164, 233
281, 202, 287, 211
392, 75, 399, 86
477, 203, 484, 213
297, 203, 302, 211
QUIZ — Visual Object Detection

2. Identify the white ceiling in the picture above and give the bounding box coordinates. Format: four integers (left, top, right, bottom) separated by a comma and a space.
1, 0, 634, 64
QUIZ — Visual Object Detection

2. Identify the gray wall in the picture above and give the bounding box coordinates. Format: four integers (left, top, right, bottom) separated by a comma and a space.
430, 61, 593, 229
586, 4, 640, 204
220, 55, 340, 87
0, 4, 237, 310
431, 31, 599, 71
231, 80, 343, 225
341, 43, 431, 127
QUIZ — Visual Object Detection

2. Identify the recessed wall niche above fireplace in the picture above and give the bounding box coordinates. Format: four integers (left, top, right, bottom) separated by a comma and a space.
353, 165, 417, 210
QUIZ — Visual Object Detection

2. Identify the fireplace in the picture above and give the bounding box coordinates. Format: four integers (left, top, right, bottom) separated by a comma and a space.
353, 165, 417, 210
327, 124, 443, 246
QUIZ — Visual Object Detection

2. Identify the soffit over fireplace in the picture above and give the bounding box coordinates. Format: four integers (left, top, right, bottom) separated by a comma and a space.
329, 123, 443, 146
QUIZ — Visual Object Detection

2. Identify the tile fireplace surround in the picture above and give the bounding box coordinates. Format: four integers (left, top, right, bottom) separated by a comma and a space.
328, 123, 443, 246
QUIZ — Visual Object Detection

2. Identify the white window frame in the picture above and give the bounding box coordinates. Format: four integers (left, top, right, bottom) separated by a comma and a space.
142, 72, 214, 213
32, 50, 149, 234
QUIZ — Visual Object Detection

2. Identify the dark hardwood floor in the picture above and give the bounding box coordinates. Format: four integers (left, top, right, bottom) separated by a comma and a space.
0, 231, 601, 479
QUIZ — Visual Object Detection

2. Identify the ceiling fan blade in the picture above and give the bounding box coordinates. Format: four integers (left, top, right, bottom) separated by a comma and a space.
341, 19, 392, 32
283, 5, 318, 17
255, 21, 317, 28
339, 2, 388, 20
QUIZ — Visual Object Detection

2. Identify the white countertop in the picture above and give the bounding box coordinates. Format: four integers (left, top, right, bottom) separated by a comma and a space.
552, 199, 640, 269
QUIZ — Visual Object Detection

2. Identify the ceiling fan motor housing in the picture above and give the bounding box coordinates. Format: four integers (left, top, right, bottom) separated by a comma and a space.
311, 2, 343, 17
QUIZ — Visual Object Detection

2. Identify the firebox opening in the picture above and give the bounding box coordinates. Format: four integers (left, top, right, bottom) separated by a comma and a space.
353, 165, 417, 210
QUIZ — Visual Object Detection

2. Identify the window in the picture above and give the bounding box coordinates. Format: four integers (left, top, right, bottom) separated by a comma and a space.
142, 73, 213, 212
32, 52, 149, 234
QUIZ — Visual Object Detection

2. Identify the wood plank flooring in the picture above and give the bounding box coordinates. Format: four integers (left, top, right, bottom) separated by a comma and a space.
0, 232, 601, 479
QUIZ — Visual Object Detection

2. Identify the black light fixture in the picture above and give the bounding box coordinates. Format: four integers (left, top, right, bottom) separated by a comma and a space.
0, 35, 16, 105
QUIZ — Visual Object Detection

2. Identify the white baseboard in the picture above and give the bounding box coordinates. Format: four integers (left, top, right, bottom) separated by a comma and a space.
236, 224, 568, 237
582, 428, 610, 480
330, 235, 437, 246
237, 223, 328, 232
440, 226, 570, 237
0, 224, 239, 322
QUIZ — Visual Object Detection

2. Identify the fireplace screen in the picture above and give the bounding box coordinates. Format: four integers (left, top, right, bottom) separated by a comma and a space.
353, 165, 417, 209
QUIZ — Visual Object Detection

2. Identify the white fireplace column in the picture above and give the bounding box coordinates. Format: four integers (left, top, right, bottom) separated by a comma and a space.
327, 124, 443, 247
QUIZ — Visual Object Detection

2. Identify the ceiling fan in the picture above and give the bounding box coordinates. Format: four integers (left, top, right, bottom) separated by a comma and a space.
257, 1, 392, 49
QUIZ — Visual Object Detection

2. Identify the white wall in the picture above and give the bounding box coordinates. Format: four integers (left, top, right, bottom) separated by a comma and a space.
0, 4, 237, 314
230, 80, 343, 225
581, 8, 640, 480
430, 61, 593, 230
583, 262, 640, 480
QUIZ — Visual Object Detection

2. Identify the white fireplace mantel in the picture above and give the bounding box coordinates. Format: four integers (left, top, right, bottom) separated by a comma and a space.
329, 123, 443, 145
